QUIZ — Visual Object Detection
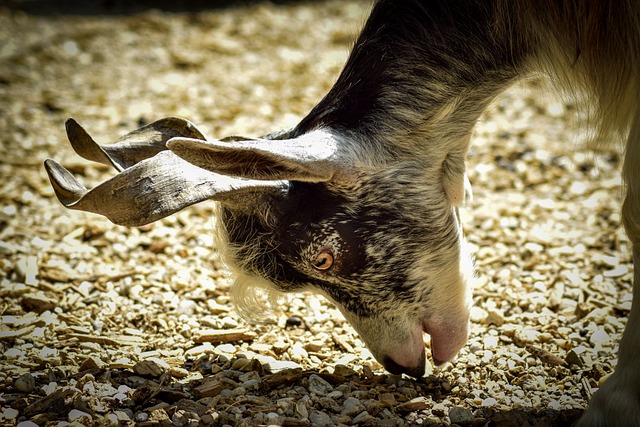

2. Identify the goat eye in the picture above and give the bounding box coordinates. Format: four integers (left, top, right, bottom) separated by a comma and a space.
312, 250, 334, 271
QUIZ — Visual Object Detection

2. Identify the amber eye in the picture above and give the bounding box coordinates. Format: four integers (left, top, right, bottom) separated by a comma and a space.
312, 250, 334, 271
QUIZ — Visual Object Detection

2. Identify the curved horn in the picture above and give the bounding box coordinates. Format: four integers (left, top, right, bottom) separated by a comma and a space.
65, 117, 207, 172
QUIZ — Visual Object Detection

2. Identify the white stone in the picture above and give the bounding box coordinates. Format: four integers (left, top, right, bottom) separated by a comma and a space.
481, 397, 498, 407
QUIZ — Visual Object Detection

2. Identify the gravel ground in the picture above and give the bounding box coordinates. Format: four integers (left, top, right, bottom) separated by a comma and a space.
0, 1, 633, 426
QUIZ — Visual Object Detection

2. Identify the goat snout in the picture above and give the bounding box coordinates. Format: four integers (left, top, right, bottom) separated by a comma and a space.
379, 315, 470, 377
382, 352, 427, 378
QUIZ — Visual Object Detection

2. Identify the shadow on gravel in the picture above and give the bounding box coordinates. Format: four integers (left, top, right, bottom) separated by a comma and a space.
14, 365, 583, 427
475, 407, 583, 427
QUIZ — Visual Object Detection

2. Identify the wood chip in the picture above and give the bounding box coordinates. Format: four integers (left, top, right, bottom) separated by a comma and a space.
79, 355, 107, 371
262, 369, 305, 389
63, 334, 122, 346
24, 388, 80, 417
526, 345, 568, 366
133, 358, 169, 377
194, 378, 225, 398
396, 397, 430, 412
331, 332, 354, 353
192, 329, 257, 344
20, 293, 57, 314
0, 326, 36, 340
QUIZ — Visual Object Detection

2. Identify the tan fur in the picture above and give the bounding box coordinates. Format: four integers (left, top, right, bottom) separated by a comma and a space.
497, 0, 640, 144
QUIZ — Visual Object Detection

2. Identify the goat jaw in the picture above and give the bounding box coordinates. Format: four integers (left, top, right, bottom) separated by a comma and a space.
64, 117, 207, 172
45, 150, 286, 227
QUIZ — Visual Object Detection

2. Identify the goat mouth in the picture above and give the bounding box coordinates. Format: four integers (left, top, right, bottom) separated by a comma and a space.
380, 317, 466, 378
382, 352, 426, 378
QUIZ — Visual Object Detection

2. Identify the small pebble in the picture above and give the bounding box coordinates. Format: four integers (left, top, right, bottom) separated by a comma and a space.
565, 349, 584, 367
243, 379, 260, 390
265, 412, 284, 425
486, 309, 505, 326
603, 265, 628, 278
341, 396, 365, 416
448, 406, 474, 423
264, 360, 302, 373
397, 396, 429, 412
304, 340, 324, 352
590, 329, 611, 346
307, 374, 333, 396
431, 402, 447, 416
308, 410, 332, 427
3, 408, 18, 420
470, 306, 488, 323
169, 367, 189, 378
231, 386, 246, 397
332, 364, 358, 377
352, 410, 372, 424
378, 392, 396, 408
14, 373, 36, 392
296, 400, 309, 418
231, 357, 250, 370
483, 335, 499, 349
481, 397, 498, 407
327, 390, 343, 400
285, 316, 304, 327
79, 356, 106, 371
135, 412, 149, 422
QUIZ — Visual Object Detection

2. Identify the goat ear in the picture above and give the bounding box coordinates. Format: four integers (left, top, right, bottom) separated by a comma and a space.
45, 151, 286, 227
46, 119, 286, 227
167, 130, 340, 182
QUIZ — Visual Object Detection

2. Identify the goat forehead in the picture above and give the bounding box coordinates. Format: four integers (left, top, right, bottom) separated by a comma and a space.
278, 180, 431, 241
232, 177, 446, 251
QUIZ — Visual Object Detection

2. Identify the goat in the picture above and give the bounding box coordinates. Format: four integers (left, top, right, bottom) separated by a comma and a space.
45, 0, 640, 424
